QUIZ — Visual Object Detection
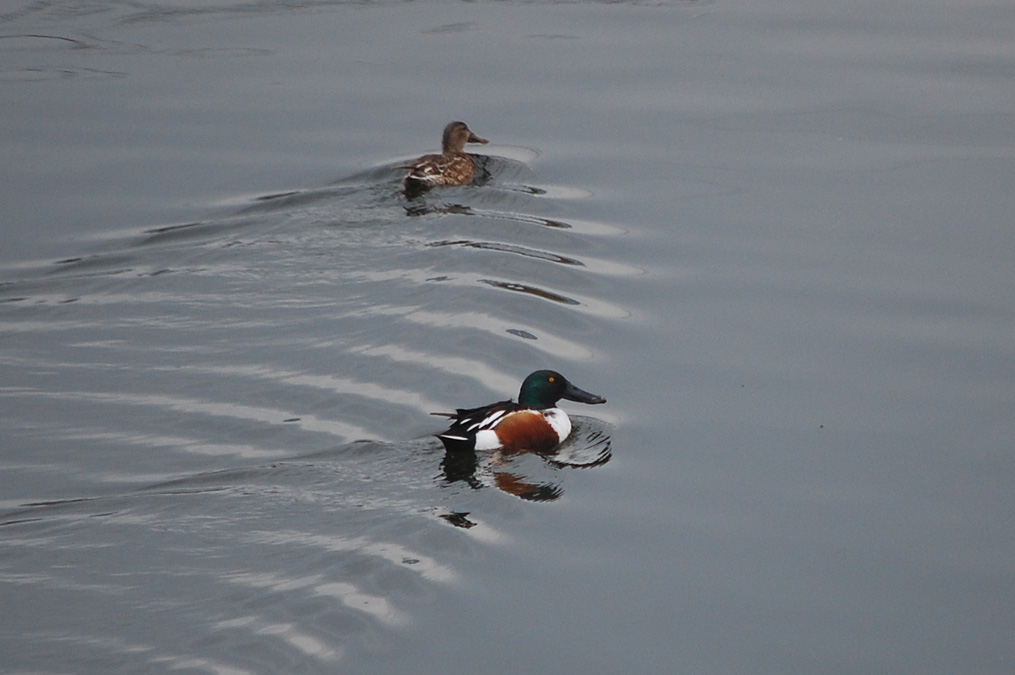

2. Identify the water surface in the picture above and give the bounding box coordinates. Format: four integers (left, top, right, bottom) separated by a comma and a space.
1, 0, 1013, 673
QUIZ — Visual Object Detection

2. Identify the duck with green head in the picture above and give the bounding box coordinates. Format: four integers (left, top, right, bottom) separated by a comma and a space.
433, 370, 606, 453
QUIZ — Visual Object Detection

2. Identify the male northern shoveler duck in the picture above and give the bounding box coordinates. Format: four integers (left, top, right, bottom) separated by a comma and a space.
433, 370, 606, 453
403, 121, 488, 191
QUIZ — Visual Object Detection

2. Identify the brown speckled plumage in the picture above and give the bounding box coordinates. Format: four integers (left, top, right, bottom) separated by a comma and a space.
403, 121, 488, 191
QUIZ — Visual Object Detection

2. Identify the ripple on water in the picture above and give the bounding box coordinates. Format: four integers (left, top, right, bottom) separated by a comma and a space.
0, 146, 623, 665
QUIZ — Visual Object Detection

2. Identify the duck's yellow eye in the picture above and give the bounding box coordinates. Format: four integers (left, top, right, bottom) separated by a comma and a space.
548, 377, 555, 383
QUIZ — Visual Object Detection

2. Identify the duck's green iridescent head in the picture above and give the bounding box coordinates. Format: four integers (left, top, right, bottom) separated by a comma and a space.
517, 370, 606, 409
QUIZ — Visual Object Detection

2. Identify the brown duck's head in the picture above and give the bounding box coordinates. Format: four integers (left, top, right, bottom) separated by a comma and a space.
442, 121, 488, 153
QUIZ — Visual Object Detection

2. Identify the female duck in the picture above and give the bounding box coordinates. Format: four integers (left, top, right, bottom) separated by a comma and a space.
403, 121, 488, 191
433, 370, 606, 453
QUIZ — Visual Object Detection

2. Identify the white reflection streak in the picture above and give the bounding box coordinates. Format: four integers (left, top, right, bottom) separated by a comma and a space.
247, 529, 456, 584
226, 571, 408, 628
257, 622, 342, 661
54, 427, 279, 461
0, 571, 125, 595
19, 631, 255, 675
184, 363, 444, 412
0, 388, 372, 442
315, 582, 409, 626
215, 616, 344, 665
351, 344, 516, 394
150, 656, 254, 675
360, 305, 595, 359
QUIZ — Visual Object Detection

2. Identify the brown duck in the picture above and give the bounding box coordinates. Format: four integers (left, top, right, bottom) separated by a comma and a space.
403, 121, 488, 191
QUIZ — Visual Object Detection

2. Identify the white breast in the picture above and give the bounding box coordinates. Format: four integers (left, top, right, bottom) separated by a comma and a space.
542, 408, 572, 444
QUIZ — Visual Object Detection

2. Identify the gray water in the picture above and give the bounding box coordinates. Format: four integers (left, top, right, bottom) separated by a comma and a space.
2, 1, 1013, 673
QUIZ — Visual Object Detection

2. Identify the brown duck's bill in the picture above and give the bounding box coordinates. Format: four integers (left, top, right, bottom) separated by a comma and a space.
468, 132, 488, 145
562, 381, 607, 405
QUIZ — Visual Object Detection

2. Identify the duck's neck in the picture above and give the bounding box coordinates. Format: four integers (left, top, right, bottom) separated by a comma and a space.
442, 129, 465, 154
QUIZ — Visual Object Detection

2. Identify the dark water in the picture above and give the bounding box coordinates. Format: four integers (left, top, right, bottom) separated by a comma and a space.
2, 1, 1014, 673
